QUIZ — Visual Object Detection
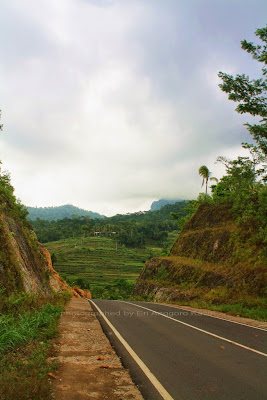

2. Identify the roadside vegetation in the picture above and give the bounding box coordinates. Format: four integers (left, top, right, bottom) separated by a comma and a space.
0, 114, 72, 400
0, 291, 71, 400
134, 27, 266, 321
135, 293, 267, 321
198, 26, 266, 258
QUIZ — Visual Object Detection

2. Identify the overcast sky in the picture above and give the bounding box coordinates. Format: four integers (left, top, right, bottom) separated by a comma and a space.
0, 0, 266, 216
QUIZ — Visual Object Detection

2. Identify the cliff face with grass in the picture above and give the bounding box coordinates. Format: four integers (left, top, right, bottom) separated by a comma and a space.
133, 203, 266, 317
0, 210, 51, 294
0, 210, 91, 298
0, 168, 90, 400
0, 173, 91, 298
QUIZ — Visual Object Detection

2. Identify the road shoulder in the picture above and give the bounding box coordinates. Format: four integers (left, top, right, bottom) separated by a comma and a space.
51, 298, 143, 400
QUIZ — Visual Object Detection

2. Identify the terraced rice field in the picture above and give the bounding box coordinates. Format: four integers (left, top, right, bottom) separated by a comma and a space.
44, 236, 165, 298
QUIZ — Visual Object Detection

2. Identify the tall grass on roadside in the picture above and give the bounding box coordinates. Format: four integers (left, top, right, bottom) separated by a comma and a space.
0, 290, 70, 315
0, 291, 71, 400
0, 303, 62, 353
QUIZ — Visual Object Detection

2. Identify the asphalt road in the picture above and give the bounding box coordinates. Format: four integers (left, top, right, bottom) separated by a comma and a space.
90, 300, 267, 400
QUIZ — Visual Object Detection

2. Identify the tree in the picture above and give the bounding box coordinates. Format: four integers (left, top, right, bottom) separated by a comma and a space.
218, 27, 267, 155
170, 200, 197, 231
198, 165, 218, 194
214, 155, 259, 200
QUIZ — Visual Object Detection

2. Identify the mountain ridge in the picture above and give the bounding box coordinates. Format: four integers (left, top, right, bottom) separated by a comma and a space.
150, 199, 183, 211
27, 204, 105, 221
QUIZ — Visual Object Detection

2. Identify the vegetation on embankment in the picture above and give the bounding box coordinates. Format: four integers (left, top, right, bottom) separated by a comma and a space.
0, 169, 63, 295
0, 168, 90, 298
45, 234, 178, 299
135, 26, 267, 320
133, 202, 267, 320
0, 291, 71, 400
0, 164, 76, 398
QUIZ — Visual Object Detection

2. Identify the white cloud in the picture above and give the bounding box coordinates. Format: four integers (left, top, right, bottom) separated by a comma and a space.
0, 0, 266, 216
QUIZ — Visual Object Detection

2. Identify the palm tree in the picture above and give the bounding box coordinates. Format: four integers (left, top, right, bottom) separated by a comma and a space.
198, 165, 218, 195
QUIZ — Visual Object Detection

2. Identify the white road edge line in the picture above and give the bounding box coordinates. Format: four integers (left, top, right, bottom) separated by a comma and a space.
151, 302, 267, 332
90, 300, 175, 400
121, 301, 267, 358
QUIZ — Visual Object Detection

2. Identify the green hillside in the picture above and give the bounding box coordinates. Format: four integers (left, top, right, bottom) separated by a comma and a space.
30, 200, 190, 244
27, 204, 105, 221
44, 234, 178, 299
133, 203, 267, 320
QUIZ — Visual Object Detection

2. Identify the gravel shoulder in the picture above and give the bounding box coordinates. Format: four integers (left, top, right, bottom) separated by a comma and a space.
51, 298, 143, 400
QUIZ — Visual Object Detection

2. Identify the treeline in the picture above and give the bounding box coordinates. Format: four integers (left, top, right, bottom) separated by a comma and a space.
27, 204, 104, 221
30, 201, 190, 246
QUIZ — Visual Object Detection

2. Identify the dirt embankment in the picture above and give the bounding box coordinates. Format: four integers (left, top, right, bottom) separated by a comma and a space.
0, 211, 91, 298
51, 298, 143, 400
133, 203, 266, 306
41, 244, 91, 298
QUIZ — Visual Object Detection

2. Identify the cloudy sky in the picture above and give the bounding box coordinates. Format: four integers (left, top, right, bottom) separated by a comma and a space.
0, 0, 266, 216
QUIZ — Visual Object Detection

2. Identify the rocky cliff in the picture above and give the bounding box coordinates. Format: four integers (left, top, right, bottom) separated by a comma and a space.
133, 203, 266, 308
0, 210, 91, 298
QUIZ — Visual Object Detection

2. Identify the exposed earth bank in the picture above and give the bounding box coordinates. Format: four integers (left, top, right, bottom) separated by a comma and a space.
133, 203, 266, 312
0, 209, 91, 298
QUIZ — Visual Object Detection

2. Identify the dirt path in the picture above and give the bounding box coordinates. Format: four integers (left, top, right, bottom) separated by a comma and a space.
51, 298, 143, 400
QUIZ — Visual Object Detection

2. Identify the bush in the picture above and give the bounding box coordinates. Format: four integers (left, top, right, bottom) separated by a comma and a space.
0, 171, 29, 224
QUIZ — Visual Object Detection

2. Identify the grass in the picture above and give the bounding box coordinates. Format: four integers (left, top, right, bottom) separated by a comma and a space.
133, 203, 267, 321
0, 291, 71, 400
199, 303, 267, 320
44, 236, 169, 299
0, 303, 62, 353
0, 341, 59, 400
174, 300, 267, 321
134, 281, 267, 320
134, 290, 267, 320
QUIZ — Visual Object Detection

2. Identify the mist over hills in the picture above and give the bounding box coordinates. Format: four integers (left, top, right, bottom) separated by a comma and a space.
27, 204, 105, 221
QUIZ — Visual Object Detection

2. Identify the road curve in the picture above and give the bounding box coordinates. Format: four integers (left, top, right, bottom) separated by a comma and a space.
90, 299, 267, 400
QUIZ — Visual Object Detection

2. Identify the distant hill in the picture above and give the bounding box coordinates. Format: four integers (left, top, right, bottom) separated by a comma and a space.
30, 200, 189, 243
150, 199, 183, 211
106, 200, 189, 224
27, 204, 105, 221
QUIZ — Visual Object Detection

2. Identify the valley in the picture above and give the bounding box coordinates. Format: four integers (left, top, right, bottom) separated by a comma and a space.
44, 232, 178, 299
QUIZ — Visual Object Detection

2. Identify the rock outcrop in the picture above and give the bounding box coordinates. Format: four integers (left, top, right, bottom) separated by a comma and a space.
41, 244, 91, 298
0, 211, 91, 298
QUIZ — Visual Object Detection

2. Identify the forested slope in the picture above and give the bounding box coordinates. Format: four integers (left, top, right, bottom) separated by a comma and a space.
27, 204, 104, 221
30, 200, 189, 244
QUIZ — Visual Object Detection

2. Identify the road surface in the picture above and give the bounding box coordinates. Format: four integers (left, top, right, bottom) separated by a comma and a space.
89, 299, 267, 400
